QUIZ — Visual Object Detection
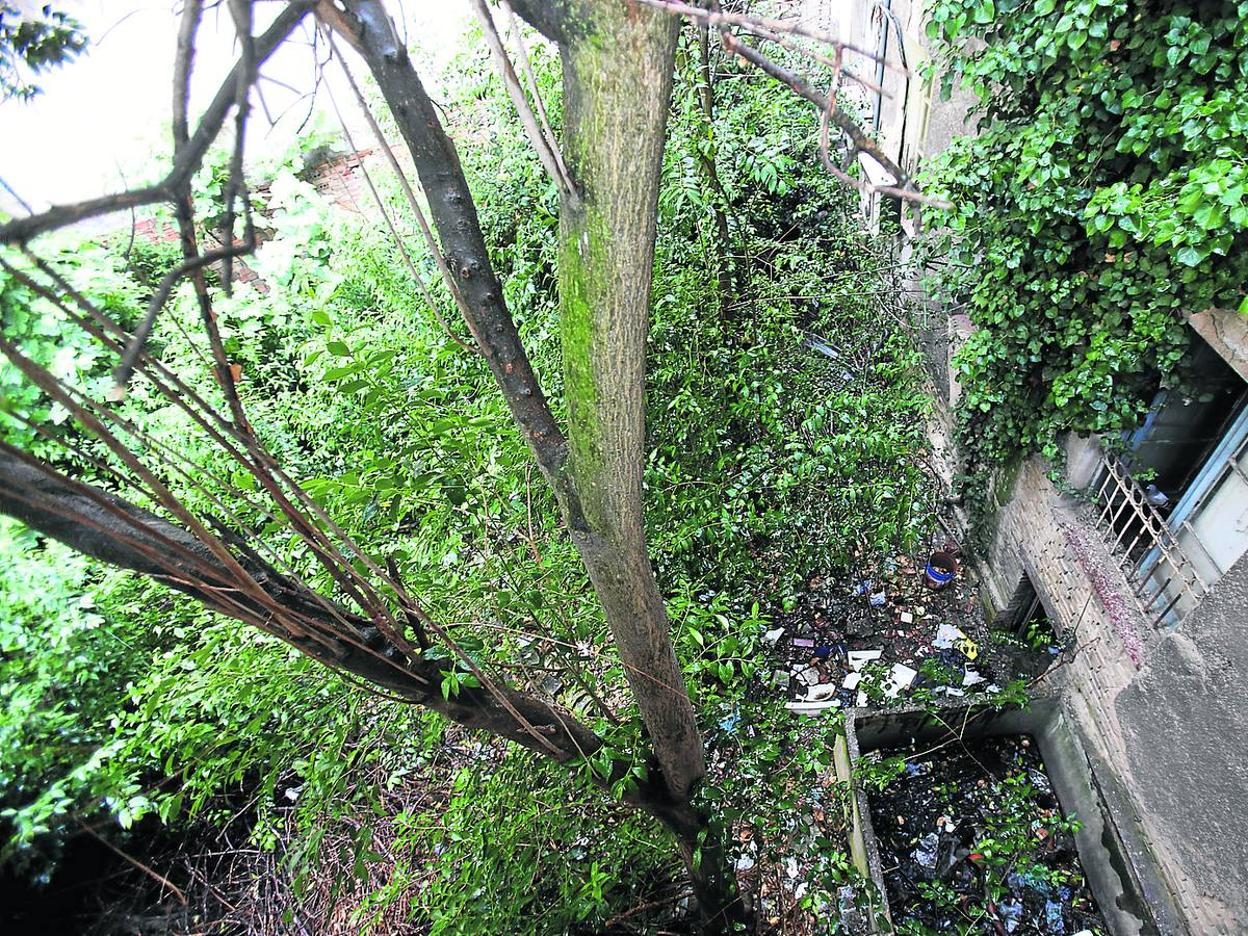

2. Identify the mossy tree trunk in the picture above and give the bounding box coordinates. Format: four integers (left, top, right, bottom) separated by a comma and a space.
557, 1, 702, 806
553, 5, 742, 926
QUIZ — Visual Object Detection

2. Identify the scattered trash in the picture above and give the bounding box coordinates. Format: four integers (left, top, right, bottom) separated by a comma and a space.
735, 852, 756, 872
808, 683, 838, 701
933, 623, 965, 649
999, 899, 1024, 932
1045, 897, 1066, 933
913, 832, 939, 870
719, 709, 740, 733
794, 665, 821, 687
847, 649, 883, 670
868, 735, 1106, 935
924, 550, 959, 589
882, 663, 918, 699
765, 539, 1054, 714
786, 698, 841, 714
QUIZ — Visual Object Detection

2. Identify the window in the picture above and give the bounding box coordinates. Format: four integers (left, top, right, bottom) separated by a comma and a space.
1092, 335, 1248, 626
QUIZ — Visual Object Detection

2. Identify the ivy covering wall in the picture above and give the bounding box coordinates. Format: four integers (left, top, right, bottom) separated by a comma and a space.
921, 0, 1248, 507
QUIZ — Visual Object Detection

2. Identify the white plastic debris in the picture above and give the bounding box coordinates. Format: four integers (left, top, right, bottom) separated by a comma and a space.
856, 691, 868, 707
913, 832, 939, 870
842, 671, 862, 690
847, 649, 883, 671
795, 665, 821, 687
786, 698, 841, 714
807, 682, 838, 702
963, 668, 986, 687
763, 627, 785, 646
899, 611, 914, 624
882, 663, 918, 699
933, 623, 964, 649
735, 853, 756, 872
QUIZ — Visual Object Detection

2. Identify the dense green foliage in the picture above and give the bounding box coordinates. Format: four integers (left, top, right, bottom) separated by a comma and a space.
922, 0, 1248, 517
0, 23, 933, 933
0, 2, 85, 101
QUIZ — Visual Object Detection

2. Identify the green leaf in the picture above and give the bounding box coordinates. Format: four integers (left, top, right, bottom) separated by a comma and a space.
1176, 245, 1207, 267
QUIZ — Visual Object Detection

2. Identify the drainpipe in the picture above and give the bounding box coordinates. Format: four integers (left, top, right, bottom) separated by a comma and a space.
871, 0, 911, 180
873, 0, 891, 134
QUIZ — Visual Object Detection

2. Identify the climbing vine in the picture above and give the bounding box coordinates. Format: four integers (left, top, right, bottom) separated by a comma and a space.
920, 0, 1248, 524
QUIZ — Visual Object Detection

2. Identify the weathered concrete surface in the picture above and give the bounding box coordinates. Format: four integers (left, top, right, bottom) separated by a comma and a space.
1187, 307, 1248, 385
1116, 557, 1248, 933
1065, 433, 1103, 491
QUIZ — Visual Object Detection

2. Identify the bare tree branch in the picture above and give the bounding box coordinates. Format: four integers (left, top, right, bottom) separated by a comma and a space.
220, 0, 256, 294
500, 1, 565, 172
0, 1, 316, 245
469, 0, 578, 202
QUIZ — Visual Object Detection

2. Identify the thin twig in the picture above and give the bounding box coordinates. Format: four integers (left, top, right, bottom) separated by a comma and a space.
470, 0, 578, 202
77, 820, 189, 906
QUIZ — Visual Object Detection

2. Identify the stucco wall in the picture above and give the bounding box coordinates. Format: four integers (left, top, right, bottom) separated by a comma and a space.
1115, 558, 1248, 933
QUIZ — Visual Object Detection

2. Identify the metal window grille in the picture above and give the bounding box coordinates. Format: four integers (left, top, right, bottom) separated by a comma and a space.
1091, 455, 1209, 627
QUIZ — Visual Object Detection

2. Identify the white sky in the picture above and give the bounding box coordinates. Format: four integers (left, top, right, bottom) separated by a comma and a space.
0, 1, 471, 219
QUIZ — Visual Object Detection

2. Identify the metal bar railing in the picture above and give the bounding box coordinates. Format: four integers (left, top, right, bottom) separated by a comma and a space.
1091, 455, 1207, 625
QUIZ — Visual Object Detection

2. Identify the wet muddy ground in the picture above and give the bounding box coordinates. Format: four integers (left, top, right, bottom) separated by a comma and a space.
866, 734, 1107, 935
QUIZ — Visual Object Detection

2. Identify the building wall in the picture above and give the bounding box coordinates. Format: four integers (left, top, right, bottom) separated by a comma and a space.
1115, 555, 1248, 932
978, 444, 1248, 933
820, 0, 1248, 925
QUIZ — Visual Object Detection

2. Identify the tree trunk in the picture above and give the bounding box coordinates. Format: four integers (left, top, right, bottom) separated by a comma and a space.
556, 4, 744, 928
557, 0, 701, 803
312, 2, 746, 926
